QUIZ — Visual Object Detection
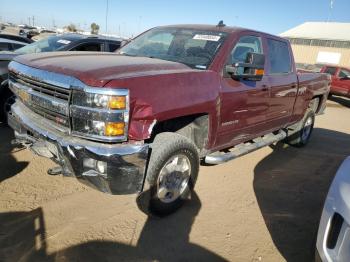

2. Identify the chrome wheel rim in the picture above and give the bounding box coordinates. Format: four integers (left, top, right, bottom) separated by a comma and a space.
302, 116, 313, 141
157, 154, 191, 203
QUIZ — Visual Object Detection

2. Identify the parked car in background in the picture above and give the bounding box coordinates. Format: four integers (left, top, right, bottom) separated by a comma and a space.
321, 65, 350, 98
0, 33, 123, 121
0, 33, 34, 44
316, 156, 350, 262
7, 24, 330, 215
0, 38, 28, 52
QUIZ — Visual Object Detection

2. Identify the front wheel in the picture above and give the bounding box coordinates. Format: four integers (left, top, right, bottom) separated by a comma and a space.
145, 132, 199, 216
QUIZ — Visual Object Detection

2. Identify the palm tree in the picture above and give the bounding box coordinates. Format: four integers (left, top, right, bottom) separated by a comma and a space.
91, 23, 100, 35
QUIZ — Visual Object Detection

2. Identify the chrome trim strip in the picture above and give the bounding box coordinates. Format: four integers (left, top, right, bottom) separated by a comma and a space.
70, 105, 125, 122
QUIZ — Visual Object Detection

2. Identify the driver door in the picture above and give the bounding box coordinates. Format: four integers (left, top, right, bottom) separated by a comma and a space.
216, 34, 270, 148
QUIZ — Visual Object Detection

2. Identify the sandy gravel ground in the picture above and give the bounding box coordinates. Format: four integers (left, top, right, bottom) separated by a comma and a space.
1, 97, 350, 262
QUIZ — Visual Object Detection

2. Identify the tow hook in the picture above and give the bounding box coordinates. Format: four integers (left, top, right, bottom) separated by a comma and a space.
47, 166, 63, 176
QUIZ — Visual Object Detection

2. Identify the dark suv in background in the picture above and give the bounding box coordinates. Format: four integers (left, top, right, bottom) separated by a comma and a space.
0, 33, 123, 122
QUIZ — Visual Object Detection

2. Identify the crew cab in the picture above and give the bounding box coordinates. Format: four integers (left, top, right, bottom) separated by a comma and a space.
321, 65, 350, 98
7, 24, 330, 215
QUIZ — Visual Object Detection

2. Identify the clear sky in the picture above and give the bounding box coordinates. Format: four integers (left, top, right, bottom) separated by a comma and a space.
0, 0, 349, 37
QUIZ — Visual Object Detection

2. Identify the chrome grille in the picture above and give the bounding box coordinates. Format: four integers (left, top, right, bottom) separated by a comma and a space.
9, 70, 70, 129
9, 71, 70, 101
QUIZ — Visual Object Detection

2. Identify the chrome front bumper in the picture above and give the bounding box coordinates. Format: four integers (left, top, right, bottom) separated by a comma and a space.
8, 101, 149, 195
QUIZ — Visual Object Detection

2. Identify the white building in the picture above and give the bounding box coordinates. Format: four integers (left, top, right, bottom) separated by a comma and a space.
280, 22, 350, 67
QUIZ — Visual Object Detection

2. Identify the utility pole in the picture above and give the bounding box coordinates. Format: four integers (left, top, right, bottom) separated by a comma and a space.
32, 16, 35, 27
105, 0, 109, 33
327, 0, 334, 22
28, 17, 31, 26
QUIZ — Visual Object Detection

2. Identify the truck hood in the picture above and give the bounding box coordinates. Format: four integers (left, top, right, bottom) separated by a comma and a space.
14, 51, 197, 87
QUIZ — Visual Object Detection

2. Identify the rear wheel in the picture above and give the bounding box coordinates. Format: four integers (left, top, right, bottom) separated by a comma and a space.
145, 132, 199, 216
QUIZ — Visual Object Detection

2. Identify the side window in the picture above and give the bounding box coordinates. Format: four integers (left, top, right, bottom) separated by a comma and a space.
339, 69, 350, 78
0, 43, 10, 51
267, 39, 292, 74
71, 42, 102, 51
324, 67, 337, 76
12, 43, 25, 50
109, 43, 120, 52
230, 36, 263, 64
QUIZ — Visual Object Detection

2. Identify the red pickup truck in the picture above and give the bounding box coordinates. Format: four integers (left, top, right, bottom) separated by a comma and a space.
320, 65, 350, 98
7, 24, 330, 215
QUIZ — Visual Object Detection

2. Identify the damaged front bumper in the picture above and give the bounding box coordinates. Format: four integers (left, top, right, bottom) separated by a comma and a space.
8, 101, 149, 195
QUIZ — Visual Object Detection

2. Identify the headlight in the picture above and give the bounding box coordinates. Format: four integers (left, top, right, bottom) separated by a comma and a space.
72, 91, 127, 110
70, 89, 129, 142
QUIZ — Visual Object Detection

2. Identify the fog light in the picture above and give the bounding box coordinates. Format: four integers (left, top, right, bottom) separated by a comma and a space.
105, 122, 125, 136
83, 158, 96, 169
96, 161, 107, 174
83, 158, 108, 174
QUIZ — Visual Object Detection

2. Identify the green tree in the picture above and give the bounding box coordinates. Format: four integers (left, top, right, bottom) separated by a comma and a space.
90, 23, 100, 35
66, 23, 77, 32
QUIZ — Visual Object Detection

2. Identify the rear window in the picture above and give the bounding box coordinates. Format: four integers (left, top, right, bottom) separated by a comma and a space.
267, 39, 292, 74
324, 67, 337, 76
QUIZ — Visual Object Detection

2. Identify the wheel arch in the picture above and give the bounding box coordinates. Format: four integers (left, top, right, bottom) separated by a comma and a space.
146, 113, 209, 155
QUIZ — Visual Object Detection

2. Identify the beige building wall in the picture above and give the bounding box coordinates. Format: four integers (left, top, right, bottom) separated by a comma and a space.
290, 44, 350, 67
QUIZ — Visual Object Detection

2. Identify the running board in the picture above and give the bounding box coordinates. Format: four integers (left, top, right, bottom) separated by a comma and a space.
205, 130, 287, 165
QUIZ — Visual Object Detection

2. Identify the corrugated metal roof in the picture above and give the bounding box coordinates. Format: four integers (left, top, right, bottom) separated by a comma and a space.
280, 22, 350, 41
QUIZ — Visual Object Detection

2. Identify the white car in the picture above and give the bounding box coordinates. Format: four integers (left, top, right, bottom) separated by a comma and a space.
316, 156, 350, 261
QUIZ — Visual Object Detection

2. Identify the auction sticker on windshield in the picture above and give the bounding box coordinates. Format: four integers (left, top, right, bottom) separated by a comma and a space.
193, 34, 221, 42
57, 39, 71, 45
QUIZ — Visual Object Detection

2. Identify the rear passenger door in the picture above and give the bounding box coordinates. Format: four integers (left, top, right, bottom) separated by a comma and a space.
265, 38, 298, 129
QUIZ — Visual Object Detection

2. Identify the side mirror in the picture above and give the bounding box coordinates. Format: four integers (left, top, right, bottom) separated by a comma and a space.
226, 52, 265, 81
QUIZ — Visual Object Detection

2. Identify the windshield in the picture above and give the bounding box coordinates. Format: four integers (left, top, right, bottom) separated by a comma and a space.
118, 28, 227, 69
15, 35, 73, 54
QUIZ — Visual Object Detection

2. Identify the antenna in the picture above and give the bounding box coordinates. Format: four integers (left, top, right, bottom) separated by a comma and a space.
217, 20, 226, 27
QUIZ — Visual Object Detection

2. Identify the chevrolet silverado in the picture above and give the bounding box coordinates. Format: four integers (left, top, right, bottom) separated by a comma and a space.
7, 24, 330, 215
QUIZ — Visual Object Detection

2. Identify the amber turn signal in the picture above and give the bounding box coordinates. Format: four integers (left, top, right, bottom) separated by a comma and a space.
105, 122, 125, 136
109, 96, 126, 110
255, 69, 264, 75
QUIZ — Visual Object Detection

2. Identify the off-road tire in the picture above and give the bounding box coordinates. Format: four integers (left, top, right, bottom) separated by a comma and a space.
146, 132, 199, 216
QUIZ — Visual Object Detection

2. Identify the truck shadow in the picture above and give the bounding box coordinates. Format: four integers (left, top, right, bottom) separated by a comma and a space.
0, 124, 28, 182
0, 192, 226, 262
254, 128, 350, 262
